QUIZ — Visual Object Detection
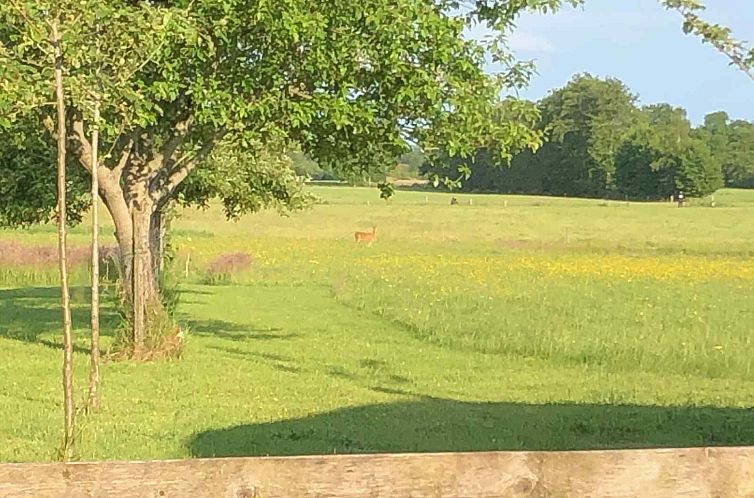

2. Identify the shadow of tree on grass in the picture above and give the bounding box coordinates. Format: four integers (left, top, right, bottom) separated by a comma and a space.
0, 286, 119, 351
188, 397, 754, 457
182, 318, 299, 342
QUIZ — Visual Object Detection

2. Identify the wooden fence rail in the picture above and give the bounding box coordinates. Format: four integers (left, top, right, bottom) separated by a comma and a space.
2, 447, 754, 497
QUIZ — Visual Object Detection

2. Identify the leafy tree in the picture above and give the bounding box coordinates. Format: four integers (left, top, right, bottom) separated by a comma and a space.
421, 74, 640, 197
535, 74, 639, 197
0, 1, 83, 459
419, 97, 542, 190
615, 105, 722, 199
1, 0, 566, 352
724, 121, 754, 188
695, 112, 754, 188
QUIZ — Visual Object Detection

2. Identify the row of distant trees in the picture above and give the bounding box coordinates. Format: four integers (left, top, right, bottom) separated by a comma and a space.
291, 145, 426, 182
421, 74, 754, 199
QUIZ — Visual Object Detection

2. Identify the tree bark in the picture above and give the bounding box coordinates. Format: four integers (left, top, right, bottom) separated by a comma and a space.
129, 196, 161, 354
149, 209, 166, 281
87, 98, 101, 412
52, 18, 75, 462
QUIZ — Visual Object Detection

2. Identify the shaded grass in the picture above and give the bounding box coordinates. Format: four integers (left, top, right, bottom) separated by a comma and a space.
189, 399, 754, 457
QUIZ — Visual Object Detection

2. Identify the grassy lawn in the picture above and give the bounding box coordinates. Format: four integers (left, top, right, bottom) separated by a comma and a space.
1, 187, 754, 462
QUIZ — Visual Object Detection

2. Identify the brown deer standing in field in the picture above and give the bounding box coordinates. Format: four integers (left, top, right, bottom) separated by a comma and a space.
354, 226, 377, 246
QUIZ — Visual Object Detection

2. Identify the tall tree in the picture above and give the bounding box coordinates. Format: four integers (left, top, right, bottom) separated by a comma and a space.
615, 104, 723, 199
423, 74, 639, 197
1, 0, 571, 354
724, 120, 754, 188
536, 74, 639, 197
695, 112, 754, 188
1, 0, 191, 355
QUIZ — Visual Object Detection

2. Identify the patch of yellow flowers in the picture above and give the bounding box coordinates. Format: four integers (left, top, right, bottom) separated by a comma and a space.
356, 253, 754, 284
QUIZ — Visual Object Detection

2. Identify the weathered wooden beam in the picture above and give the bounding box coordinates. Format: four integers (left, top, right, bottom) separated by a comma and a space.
2, 447, 754, 497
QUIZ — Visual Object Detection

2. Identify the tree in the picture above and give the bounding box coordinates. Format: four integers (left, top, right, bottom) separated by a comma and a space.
724, 120, 754, 188
51, 16, 75, 463
615, 104, 723, 199
695, 112, 754, 188
0, 1, 81, 459
419, 97, 542, 191
2, 0, 576, 353
535, 74, 639, 198
421, 74, 640, 197
2, 1, 194, 355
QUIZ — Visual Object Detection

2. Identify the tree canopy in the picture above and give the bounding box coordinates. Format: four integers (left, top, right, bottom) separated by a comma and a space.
423, 75, 739, 199
694, 112, 754, 188
615, 105, 723, 199
0, 0, 576, 348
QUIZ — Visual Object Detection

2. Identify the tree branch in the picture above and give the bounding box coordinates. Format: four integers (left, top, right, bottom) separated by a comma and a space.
113, 138, 134, 181
152, 128, 227, 207
144, 115, 194, 178
70, 117, 94, 172
664, 1, 754, 82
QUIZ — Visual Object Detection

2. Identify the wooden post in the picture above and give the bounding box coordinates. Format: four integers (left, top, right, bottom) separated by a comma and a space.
132, 202, 144, 352
51, 18, 75, 462
184, 253, 191, 279
87, 97, 101, 411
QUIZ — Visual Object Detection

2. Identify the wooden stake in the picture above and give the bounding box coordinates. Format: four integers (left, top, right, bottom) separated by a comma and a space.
52, 18, 75, 461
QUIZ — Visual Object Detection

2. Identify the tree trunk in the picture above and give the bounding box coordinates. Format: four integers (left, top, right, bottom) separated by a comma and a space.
52, 18, 75, 461
128, 196, 162, 355
149, 209, 166, 282
97, 180, 171, 356
87, 98, 101, 412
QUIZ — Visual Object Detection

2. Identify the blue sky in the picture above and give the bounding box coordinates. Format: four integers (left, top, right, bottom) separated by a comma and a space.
470, 0, 753, 125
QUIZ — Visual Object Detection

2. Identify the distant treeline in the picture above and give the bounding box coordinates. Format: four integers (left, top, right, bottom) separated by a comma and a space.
422, 74, 754, 199
290, 145, 425, 183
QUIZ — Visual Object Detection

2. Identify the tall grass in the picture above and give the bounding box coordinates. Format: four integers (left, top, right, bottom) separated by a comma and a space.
334, 255, 754, 379
0, 240, 102, 287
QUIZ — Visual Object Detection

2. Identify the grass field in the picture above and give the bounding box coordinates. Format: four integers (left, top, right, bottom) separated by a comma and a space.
1, 186, 754, 462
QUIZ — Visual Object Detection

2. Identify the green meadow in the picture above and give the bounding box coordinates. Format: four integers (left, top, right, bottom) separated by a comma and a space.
1, 186, 753, 462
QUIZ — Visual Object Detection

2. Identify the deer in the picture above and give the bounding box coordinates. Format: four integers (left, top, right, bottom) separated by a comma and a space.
354, 226, 377, 246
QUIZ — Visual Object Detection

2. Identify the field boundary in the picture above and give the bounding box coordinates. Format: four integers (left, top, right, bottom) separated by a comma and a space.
2, 446, 754, 497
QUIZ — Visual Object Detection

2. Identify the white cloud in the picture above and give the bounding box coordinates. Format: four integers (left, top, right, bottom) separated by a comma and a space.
463, 23, 554, 54
507, 32, 555, 54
